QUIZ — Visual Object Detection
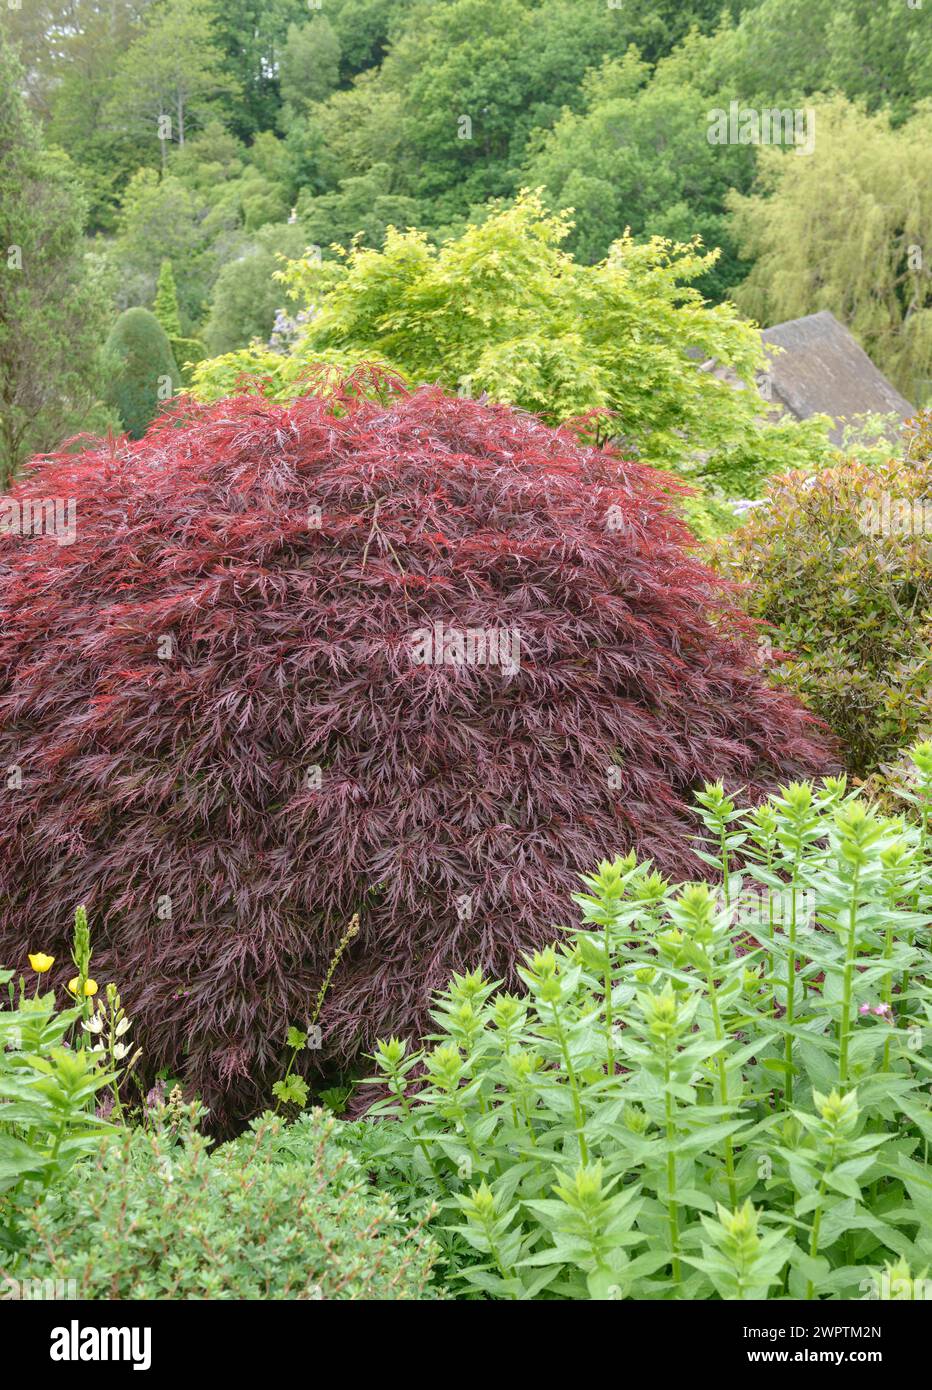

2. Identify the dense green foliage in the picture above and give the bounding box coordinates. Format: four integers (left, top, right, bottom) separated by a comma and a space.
202, 221, 307, 355
0, 33, 112, 486
152, 259, 182, 338
103, 307, 180, 439
723, 453, 932, 779
192, 193, 843, 501
16, 1106, 441, 1299
525, 51, 755, 297
0, 971, 116, 1259
354, 762, 932, 1299
730, 100, 932, 403
4, 0, 926, 473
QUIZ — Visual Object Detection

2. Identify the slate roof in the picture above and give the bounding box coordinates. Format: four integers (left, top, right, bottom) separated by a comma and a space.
759, 310, 914, 444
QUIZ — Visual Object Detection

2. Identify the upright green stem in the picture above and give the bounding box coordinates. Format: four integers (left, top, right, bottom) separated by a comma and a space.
805, 1136, 838, 1299
838, 865, 861, 1087
705, 966, 737, 1207
551, 1004, 589, 1163
389, 1066, 441, 1180
481, 1216, 514, 1289
766, 844, 777, 1019
663, 1052, 682, 1286
881, 921, 895, 1073
602, 956, 615, 1076
783, 856, 803, 1107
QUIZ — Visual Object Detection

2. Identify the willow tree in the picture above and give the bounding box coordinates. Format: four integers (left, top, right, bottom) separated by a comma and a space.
729, 98, 932, 405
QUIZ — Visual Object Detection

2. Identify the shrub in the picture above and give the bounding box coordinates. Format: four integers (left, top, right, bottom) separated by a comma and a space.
355, 752, 932, 1300
723, 455, 932, 777
904, 408, 932, 462
168, 336, 207, 386
13, 1106, 441, 1299
0, 377, 830, 1128
103, 307, 181, 440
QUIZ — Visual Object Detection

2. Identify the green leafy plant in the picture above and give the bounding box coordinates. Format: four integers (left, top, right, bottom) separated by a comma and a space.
13, 1105, 442, 1300
0, 908, 138, 1256
354, 747, 932, 1300
723, 454, 932, 777
190, 191, 835, 489
273, 914, 360, 1112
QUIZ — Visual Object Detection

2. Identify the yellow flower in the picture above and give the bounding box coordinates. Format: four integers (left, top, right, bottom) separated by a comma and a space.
28, 952, 55, 973
67, 977, 98, 997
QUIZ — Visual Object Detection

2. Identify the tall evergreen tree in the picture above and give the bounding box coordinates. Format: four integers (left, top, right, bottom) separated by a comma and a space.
153, 259, 183, 337
0, 33, 110, 488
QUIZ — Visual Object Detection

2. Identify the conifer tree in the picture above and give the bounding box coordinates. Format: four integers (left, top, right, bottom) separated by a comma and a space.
104, 307, 181, 439
0, 33, 110, 487
153, 259, 183, 338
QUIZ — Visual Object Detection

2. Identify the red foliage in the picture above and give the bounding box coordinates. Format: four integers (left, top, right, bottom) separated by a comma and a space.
0, 379, 832, 1128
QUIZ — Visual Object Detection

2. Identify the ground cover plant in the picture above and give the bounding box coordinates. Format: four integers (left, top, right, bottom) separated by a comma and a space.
352, 748, 932, 1299
16, 1106, 441, 1300
0, 378, 831, 1130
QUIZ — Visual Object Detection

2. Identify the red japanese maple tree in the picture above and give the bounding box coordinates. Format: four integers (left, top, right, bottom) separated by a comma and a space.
0, 375, 832, 1127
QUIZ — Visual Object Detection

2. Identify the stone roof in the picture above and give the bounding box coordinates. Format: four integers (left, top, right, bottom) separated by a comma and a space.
760, 311, 913, 444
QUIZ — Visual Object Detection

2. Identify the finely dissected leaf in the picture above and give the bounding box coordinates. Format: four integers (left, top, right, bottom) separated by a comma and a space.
0, 380, 830, 1129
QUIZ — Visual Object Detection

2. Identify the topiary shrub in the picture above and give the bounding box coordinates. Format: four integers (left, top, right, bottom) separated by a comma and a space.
722, 455, 932, 778
14, 1106, 441, 1299
103, 306, 181, 440
0, 373, 831, 1129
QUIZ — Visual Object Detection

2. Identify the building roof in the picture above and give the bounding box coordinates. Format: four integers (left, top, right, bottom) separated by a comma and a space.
760, 310, 913, 444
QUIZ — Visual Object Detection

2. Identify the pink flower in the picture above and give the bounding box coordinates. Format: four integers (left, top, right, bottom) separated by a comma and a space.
859, 1003, 871, 1015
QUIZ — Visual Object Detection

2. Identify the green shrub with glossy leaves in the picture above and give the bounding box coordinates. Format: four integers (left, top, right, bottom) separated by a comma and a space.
721, 454, 932, 777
